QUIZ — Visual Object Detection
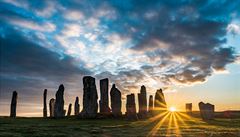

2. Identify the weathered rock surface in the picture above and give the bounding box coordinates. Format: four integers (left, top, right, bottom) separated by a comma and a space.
54, 84, 65, 118
186, 103, 192, 115
148, 95, 154, 115
138, 85, 147, 118
43, 89, 47, 118
126, 94, 138, 120
49, 98, 55, 118
110, 84, 122, 117
199, 102, 215, 120
99, 78, 111, 114
67, 103, 72, 116
74, 97, 80, 115
154, 89, 167, 112
81, 76, 98, 118
10, 91, 18, 118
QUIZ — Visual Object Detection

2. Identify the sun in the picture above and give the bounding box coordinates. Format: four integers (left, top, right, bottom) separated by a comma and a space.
169, 106, 177, 112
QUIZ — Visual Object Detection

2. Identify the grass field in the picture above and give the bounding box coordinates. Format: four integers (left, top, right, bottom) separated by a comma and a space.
0, 112, 240, 137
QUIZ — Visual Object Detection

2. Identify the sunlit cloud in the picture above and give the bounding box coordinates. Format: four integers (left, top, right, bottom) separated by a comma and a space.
227, 23, 240, 35
64, 10, 84, 21
8, 18, 56, 32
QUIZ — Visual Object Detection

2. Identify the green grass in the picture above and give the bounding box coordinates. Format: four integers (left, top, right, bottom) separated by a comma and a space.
0, 114, 240, 137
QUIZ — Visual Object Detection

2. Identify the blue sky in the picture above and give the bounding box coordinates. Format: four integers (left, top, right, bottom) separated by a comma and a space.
0, 0, 240, 116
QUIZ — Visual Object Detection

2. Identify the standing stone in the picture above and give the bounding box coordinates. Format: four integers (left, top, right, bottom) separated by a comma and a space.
138, 85, 147, 118
81, 76, 98, 118
199, 102, 215, 120
126, 94, 138, 120
43, 89, 47, 118
99, 78, 111, 114
67, 103, 72, 116
49, 98, 55, 118
54, 84, 65, 118
110, 84, 122, 117
148, 95, 154, 115
154, 89, 167, 113
74, 97, 80, 115
186, 103, 192, 115
10, 91, 17, 118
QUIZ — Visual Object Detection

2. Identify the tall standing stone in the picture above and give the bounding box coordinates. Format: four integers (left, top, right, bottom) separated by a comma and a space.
49, 98, 55, 118
138, 85, 147, 118
43, 89, 47, 118
186, 103, 192, 115
126, 94, 138, 120
81, 76, 98, 118
148, 95, 154, 115
10, 91, 17, 118
67, 103, 72, 116
74, 97, 80, 115
110, 84, 122, 117
54, 84, 65, 118
99, 78, 111, 114
199, 102, 215, 120
154, 89, 167, 113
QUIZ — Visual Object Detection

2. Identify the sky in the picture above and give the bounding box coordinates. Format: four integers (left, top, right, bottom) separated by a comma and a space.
0, 0, 240, 117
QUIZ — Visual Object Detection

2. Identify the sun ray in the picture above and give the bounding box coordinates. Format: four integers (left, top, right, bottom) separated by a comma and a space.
148, 111, 169, 122
147, 112, 171, 137
175, 112, 188, 128
177, 112, 202, 124
166, 113, 173, 136
173, 113, 181, 136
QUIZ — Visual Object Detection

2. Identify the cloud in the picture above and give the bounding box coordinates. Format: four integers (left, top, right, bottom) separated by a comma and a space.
227, 23, 240, 35
2, 0, 29, 9
0, 28, 91, 81
63, 10, 84, 21
62, 24, 83, 37
34, 1, 57, 18
1, 0, 239, 93
9, 18, 56, 32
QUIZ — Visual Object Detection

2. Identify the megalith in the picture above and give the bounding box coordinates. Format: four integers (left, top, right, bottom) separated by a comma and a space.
199, 102, 215, 120
110, 84, 122, 117
10, 91, 18, 118
74, 97, 80, 115
67, 103, 72, 116
186, 103, 192, 115
99, 78, 111, 114
43, 89, 47, 118
148, 95, 154, 115
81, 76, 98, 118
54, 84, 65, 118
154, 89, 167, 113
126, 94, 138, 120
138, 85, 147, 118
49, 98, 55, 118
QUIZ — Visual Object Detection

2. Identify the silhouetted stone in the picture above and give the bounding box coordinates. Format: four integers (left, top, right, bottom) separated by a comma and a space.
10, 91, 17, 118
199, 102, 215, 120
148, 95, 154, 115
110, 84, 122, 117
126, 94, 138, 120
43, 89, 47, 118
74, 97, 80, 115
99, 78, 111, 114
67, 103, 72, 116
186, 103, 192, 115
138, 85, 147, 118
154, 89, 167, 113
81, 76, 98, 118
54, 84, 65, 118
49, 98, 55, 118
